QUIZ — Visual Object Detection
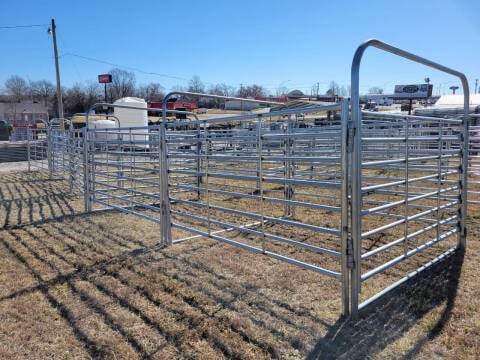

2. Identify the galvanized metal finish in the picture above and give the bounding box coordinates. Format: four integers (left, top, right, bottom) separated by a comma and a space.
350, 38, 469, 317
163, 103, 346, 282
22, 39, 473, 318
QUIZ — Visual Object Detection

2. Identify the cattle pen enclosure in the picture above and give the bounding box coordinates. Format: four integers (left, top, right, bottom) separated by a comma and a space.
1, 39, 479, 359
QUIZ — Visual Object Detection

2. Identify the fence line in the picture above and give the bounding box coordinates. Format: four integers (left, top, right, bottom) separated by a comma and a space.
20, 39, 474, 318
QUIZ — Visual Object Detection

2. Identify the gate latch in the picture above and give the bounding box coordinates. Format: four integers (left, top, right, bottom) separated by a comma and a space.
347, 236, 355, 269
347, 121, 355, 153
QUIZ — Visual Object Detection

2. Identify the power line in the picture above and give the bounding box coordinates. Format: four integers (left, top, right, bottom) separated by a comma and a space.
62, 52, 189, 82
0, 24, 49, 29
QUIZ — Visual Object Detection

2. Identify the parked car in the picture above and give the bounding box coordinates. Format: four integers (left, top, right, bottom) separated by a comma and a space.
0, 120, 13, 140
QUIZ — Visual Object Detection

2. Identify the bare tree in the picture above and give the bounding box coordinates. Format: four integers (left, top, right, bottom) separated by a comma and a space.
84, 81, 103, 106
109, 68, 136, 100
205, 83, 237, 108
62, 82, 102, 115
170, 84, 187, 92
188, 75, 205, 93
326, 81, 340, 97
5, 75, 28, 102
136, 82, 165, 101
368, 86, 384, 94
30, 80, 55, 107
236, 84, 267, 98
63, 84, 87, 115
276, 85, 289, 97
208, 83, 236, 97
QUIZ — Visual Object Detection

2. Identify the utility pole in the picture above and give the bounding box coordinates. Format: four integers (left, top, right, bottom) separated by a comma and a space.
475, 79, 478, 94
48, 18, 64, 120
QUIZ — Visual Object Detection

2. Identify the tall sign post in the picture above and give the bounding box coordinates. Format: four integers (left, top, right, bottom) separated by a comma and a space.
394, 83, 433, 115
98, 74, 112, 103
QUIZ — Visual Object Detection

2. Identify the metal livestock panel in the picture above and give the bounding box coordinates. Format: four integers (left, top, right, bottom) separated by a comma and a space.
26, 127, 49, 172
164, 101, 351, 315
22, 39, 470, 319
350, 39, 469, 317
27, 127, 86, 194
83, 125, 163, 223
356, 113, 463, 310
79, 99, 352, 315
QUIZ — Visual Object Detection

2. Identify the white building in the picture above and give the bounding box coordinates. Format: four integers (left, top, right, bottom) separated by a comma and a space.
0, 100, 49, 122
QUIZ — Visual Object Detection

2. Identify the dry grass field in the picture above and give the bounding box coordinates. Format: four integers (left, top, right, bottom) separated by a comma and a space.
0, 170, 479, 359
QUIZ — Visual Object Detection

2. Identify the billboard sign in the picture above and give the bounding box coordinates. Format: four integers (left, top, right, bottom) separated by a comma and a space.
394, 83, 432, 98
98, 74, 112, 83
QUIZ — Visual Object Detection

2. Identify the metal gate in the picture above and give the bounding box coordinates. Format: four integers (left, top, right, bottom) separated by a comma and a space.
81, 100, 352, 314
349, 39, 468, 315
27, 39, 470, 318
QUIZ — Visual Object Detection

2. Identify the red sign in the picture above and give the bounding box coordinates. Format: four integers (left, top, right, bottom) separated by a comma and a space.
98, 74, 112, 83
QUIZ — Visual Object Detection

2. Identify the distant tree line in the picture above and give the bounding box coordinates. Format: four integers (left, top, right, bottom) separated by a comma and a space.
2, 69, 352, 118
2, 69, 167, 118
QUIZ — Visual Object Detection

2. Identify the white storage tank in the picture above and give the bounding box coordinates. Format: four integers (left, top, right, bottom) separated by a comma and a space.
113, 97, 149, 148
88, 119, 118, 141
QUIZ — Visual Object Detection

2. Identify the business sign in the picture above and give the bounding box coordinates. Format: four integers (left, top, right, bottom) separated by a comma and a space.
98, 74, 112, 83
394, 83, 433, 99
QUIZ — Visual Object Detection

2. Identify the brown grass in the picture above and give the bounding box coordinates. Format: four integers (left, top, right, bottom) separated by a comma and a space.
0, 170, 479, 359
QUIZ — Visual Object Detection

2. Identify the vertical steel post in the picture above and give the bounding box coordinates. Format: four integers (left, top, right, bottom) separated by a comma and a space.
340, 99, 351, 317
206, 136, 211, 235
350, 44, 366, 318
257, 114, 266, 253
159, 123, 172, 245
27, 129, 31, 172
47, 127, 53, 177
68, 128, 75, 192
459, 105, 469, 249
256, 117, 262, 192
289, 114, 296, 217
196, 123, 202, 200
437, 119, 444, 242
404, 116, 410, 255
83, 127, 91, 212
284, 115, 293, 217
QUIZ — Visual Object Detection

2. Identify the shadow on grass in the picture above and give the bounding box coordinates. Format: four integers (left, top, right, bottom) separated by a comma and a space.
307, 248, 464, 359
0, 172, 467, 358
0, 210, 330, 358
0, 173, 78, 228
0, 212, 466, 359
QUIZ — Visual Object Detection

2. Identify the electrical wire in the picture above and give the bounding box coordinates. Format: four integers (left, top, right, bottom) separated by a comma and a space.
62, 52, 189, 82
0, 24, 49, 29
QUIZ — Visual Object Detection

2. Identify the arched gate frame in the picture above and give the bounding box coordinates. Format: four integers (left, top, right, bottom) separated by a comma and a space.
349, 39, 469, 317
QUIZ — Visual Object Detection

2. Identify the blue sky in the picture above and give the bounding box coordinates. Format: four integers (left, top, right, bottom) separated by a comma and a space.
1, 0, 479, 96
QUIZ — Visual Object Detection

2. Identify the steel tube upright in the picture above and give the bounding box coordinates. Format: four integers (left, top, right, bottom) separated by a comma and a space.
350, 53, 362, 317
340, 99, 351, 317
27, 130, 31, 172
83, 127, 91, 212
159, 122, 172, 245
47, 127, 53, 177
